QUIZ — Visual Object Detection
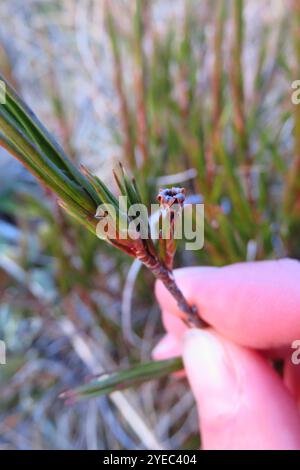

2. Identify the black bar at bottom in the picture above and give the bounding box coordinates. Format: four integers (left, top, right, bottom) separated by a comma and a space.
0, 449, 299, 466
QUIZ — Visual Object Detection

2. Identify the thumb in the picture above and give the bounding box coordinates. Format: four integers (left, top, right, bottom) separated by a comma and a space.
183, 329, 300, 450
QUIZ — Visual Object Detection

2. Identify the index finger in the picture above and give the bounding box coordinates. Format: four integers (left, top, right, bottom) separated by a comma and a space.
155, 259, 300, 349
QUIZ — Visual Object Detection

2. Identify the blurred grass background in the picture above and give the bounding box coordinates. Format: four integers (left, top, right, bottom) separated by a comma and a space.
0, 0, 299, 449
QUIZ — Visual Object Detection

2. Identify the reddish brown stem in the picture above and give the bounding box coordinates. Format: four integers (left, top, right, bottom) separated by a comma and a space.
135, 243, 205, 328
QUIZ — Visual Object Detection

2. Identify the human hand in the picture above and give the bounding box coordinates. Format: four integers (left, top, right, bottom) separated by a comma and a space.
153, 258, 300, 450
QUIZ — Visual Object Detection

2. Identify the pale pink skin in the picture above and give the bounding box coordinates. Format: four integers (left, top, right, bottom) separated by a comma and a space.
152, 258, 300, 450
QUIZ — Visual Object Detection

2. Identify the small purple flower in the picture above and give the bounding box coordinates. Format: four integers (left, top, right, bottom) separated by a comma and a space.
157, 187, 186, 208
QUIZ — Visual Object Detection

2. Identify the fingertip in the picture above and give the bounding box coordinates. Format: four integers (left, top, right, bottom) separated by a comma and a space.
155, 267, 211, 308
155, 267, 215, 334
160, 309, 188, 339
154, 277, 179, 314
157, 260, 300, 350
152, 333, 182, 361
152, 333, 186, 379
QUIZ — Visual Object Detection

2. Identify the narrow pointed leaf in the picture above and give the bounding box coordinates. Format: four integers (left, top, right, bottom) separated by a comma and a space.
60, 357, 183, 402
0, 74, 100, 205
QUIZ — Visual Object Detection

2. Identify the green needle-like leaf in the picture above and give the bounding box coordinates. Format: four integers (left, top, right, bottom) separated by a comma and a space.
0, 74, 101, 208
60, 357, 183, 402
